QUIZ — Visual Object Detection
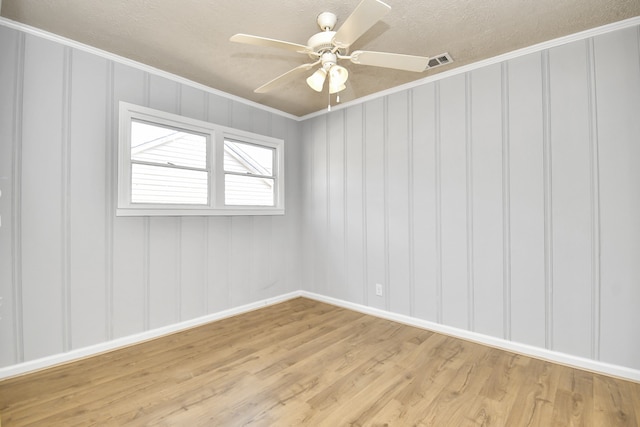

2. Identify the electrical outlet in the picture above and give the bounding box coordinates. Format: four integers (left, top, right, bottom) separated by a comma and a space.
375, 283, 383, 297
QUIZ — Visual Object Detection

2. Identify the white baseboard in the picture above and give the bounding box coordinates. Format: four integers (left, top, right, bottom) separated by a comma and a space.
300, 291, 640, 383
0, 291, 303, 380
2, 289, 639, 383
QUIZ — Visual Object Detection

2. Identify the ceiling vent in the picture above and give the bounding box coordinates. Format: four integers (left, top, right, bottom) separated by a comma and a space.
426, 53, 453, 70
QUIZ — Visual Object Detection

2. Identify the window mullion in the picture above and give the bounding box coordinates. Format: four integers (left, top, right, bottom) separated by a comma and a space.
213, 131, 225, 209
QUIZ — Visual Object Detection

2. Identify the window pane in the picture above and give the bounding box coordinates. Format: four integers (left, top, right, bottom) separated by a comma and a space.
132, 120, 207, 169
224, 140, 273, 175
132, 163, 208, 205
225, 174, 274, 206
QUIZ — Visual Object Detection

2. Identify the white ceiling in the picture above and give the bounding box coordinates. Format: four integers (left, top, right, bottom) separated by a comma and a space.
1, 0, 639, 117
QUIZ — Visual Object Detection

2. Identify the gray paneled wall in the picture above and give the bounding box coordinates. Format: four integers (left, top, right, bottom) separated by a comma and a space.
1, 21, 639, 376
0, 25, 302, 367
301, 25, 640, 371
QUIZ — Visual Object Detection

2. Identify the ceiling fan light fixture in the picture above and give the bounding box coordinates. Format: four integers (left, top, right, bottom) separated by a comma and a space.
329, 82, 346, 94
328, 64, 348, 94
307, 68, 327, 92
329, 64, 348, 86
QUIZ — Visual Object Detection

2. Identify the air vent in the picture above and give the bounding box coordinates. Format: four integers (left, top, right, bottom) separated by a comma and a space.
426, 53, 453, 70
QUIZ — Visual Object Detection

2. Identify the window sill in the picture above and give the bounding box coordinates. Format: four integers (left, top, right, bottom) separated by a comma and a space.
116, 207, 285, 217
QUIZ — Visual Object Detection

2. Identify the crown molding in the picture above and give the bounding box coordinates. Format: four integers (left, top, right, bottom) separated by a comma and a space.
0, 17, 300, 121
300, 16, 640, 120
1, 15, 639, 121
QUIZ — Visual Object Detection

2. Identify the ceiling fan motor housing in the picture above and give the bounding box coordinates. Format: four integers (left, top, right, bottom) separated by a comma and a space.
307, 31, 337, 58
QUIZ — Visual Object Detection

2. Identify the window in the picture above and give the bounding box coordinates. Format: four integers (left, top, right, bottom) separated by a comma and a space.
118, 102, 284, 216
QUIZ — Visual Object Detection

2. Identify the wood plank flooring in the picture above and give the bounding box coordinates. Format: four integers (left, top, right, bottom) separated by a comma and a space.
1, 297, 639, 426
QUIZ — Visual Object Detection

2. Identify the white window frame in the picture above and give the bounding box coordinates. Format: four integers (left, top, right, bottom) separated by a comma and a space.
117, 102, 284, 216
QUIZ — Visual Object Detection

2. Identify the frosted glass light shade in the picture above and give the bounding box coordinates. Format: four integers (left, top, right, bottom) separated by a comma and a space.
329, 83, 346, 94
328, 65, 348, 94
329, 65, 348, 85
306, 68, 327, 92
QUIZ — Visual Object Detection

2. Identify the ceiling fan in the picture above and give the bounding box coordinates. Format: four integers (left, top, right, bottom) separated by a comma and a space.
230, 0, 452, 97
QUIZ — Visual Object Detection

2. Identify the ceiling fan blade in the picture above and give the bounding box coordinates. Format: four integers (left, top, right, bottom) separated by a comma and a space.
254, 62, 319, 93
349, 50, 429, 72
332, 0, 391, 49
230, 34, 311, 54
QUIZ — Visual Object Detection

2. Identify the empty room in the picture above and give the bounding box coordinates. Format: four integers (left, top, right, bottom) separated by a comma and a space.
1, 0, 639, 425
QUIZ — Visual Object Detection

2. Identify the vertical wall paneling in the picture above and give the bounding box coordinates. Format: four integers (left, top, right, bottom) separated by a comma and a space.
501, 63, 512, 341
105, 60, 115, 341
143, 217, 151, 330
231, 101, 254, 132
383, 98, 390, 312
364, 99, 386, 310
207, 217, 231, 313
406, 91, 415, 318
148, 75, 182, 328
507, 52, 546, 348
252, 109, 272, 136
386, 92, 411, 316
438, 74, 469, 329
311, 116, 328, 295
69, 49, 108, 350
344, 105, 365, 305
0, 26, 20, 366
301, 120, 314, 294
0, 24, 303, 371
180, 218, 207, 320
548, 41, 593, 359
207, 93, 231, 126
179, 87, 208, 320
541, 50, 554, 350
61, 47, 72, 352
13, 32, 26, 364
148, 218, 180, 328
229, 216, 251, 306
465, 74, 474, 332
327, 111, 346, 300
586, 38, 601, 361
112, 63, 148, 339
181, 85, 208, 121
21, 35, 65, 361
271, 115, 292, 296
298, 22, 640, 374
251, 216, 272, 301
281, 114, 301, 295
594, 27, 640, 369
411, 84, 438, 322
470, 64, 505, 338
434, 82, 443, 324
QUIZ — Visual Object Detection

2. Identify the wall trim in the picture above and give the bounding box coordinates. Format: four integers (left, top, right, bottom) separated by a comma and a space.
1, 16, 638, 122
0, 291, 303, 380
1, 289, 639, 382
300, 16, 640, 121
0, 17, 299, 122
300, 291, 640, 383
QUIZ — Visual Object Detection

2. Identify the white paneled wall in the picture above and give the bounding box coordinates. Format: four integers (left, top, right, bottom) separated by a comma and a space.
0, 25, 302, 368
301, 25, 640, 371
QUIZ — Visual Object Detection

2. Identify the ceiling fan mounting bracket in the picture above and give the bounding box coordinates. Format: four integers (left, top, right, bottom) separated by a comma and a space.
316, 12, 337, 31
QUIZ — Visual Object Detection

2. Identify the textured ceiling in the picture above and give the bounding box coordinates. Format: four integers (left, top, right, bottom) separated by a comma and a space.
1, 0, 639, 117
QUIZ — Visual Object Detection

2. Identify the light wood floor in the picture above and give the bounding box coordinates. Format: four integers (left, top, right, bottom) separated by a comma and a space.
1, 298, 639, 426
